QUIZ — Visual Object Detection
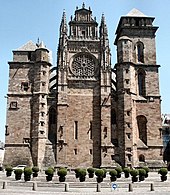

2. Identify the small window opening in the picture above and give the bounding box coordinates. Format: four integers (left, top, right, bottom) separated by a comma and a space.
139, 154, 145, 162
89, 149, 92, 155
74, 149, 77, 155
74, 121, 78, 140
89, 121, 92, 140
28, 52, 32, 61
41, 112, 45, 117
127, 111, 130, 116
126, 133, 131, 139
41, 103, 45, 107
40, 121, 45, 126
21, 82, 29, 91
10, 101, 18, 109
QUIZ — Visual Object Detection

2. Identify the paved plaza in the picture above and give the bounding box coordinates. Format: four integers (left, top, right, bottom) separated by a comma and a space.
0, 171, 170, 194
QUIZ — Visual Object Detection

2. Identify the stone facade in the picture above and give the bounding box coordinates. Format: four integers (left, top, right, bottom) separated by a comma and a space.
4, 5, 164, 169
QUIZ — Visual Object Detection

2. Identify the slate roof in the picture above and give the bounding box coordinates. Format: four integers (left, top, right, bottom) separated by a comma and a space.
127, 8, 147, 17
16, 40, 37, 51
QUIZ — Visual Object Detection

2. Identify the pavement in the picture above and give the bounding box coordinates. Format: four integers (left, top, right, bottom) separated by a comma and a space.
0, 171, 170, 194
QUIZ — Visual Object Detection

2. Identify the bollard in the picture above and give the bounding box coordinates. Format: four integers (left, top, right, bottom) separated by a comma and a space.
128, 183, 133, 192
2, 181, 7, 189
150, 183, 154, 191
65, 182, 69, 192
96, 183, 101, 192
32, 182, 37, 191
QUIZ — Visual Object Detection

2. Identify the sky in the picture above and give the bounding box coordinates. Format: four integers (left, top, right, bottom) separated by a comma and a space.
0, 0, 170, 142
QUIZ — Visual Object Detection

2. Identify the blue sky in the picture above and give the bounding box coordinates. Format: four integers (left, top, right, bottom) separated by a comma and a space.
0, 0, 170, 142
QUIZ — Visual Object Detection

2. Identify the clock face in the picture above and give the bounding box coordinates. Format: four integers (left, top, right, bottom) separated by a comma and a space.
71, 54, 96, 77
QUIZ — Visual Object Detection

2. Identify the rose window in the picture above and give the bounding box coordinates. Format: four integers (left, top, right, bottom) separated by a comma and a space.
71, 54, 95, 77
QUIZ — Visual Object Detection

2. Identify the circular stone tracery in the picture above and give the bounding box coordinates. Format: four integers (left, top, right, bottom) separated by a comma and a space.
71, 54, 96, 77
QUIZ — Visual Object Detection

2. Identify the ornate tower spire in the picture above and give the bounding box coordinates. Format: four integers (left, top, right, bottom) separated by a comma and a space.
99, 14, 110, 70
100, 13, 108, 37
60, 10, 68, 36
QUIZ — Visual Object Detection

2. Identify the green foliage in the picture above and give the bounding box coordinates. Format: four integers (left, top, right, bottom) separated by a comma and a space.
115, 167, 122, 174
158, 168, 168, 176
130, 169, 139, 177
95, 169, 104, 177
102, 168, 107, 176
79, 168, 87, 177
45, 167, 54, 176
75, 168, 81, 174
14, 169, 23, 175
142, 166, 149, 173
138, 168, 146, 176
32, 166, 39, 173
5, 165, 13, 172
87, 167, 95, 174
24, 167, 33, 175
123, 167, 130, 173
109, 169, 117, 177
57, 168, 67, 177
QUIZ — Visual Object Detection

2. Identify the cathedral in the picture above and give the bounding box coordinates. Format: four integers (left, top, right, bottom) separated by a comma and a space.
4, 4, 164, 169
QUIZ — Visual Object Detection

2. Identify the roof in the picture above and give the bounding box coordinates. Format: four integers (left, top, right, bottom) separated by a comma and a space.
16, 40, 37, 51
126, 8, 147, 17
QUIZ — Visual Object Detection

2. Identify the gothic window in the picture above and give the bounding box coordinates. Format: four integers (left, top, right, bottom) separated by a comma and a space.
137, 115, 147, 145
71, 53, 96, 77
138, 69, 146, 96
136, 41, 144, 63
48, 107, 56, 143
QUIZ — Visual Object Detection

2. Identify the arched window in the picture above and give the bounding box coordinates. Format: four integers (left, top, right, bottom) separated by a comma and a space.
138, 69, 146, 96
139, 154, 145, 162
136, 42, 144, 63
137, 115, 147, 145
48, 107, 56, 143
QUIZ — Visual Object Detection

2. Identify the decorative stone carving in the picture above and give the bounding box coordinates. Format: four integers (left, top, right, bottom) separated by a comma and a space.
70, 53, 96, 77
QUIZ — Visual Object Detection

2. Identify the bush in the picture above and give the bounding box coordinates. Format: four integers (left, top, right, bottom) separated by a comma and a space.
142, 166, 149, 173
123, 167, 130, 173
79, 169, 87, 177
45, 167, 54, 176
109, 169, 117, 177
130, 169, 139, 177
138, 169, 146, 176
57, 168, 67, 177
14, 169, 23, 175
158, 168, 168, 176
32, 166, 39, 173
5, 165, 13, 172
87, 167, 95, 174
102, 168, 107, 178
95, 169, 104, 177
75, 168, 81, 178
115, 167, 122, 174
24, 167, 33, 175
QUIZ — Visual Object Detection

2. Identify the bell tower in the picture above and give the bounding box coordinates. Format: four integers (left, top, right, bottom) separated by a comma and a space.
114, 8, 163, 167
56, 3, 113, 168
